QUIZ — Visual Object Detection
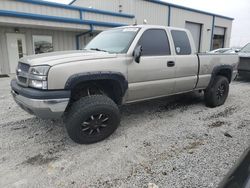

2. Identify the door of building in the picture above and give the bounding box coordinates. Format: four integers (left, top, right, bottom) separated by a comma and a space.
185, 22, 202, 53
213, 27, 225, 50
6, 33, 27, 73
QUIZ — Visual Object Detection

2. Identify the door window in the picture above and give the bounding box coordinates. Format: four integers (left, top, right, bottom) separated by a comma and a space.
17, 39, 23, 58
171, 30, 192, 55
137, 29, 171, 56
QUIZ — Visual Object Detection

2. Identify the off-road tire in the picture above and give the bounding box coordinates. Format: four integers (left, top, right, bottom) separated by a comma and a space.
64, 95, 120, 144
204, 76, 229, 108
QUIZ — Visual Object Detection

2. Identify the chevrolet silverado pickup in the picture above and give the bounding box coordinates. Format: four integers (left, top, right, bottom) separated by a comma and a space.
11, 25, 239, 144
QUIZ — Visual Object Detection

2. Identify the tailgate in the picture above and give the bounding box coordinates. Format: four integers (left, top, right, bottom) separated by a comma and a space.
238, 57, 250, 71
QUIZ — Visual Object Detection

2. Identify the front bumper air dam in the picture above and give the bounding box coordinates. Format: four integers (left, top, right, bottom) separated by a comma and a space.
11, 79, 70, 119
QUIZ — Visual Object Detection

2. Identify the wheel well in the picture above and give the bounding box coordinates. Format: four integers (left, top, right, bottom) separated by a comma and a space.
216, 69, 232, 83
70, 80, 124, 105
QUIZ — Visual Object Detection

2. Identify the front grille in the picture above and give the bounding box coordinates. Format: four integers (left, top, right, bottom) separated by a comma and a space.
16, 62, 30, 86
18, 62, 30, 73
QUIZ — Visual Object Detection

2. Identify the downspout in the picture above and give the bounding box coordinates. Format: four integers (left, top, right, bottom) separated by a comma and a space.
76, 24, 94, 50
222, 28, 226, 48
210, 15, 215, 50
168, 5, 171, 26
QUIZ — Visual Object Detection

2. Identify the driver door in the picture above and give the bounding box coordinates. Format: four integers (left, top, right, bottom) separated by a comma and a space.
127, 29, 176, 102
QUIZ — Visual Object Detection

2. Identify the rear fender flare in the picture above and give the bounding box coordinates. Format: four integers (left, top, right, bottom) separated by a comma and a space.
208, 65, 233, 88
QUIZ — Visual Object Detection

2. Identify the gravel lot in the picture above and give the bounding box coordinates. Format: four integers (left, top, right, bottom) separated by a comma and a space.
0, 76, 249, 188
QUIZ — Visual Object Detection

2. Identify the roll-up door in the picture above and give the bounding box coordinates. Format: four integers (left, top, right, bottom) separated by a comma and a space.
213, 26, 225, 50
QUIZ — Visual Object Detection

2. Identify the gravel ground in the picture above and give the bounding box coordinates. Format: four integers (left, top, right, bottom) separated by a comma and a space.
0, 76, 249, 188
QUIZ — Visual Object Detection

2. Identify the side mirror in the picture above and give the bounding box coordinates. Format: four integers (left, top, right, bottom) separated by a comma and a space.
133, 45, 142, 63
235, 49, 240, 53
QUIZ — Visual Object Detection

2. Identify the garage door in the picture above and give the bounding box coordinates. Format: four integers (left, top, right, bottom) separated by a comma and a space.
185, 22, 202, 52
212, 26, 225, 50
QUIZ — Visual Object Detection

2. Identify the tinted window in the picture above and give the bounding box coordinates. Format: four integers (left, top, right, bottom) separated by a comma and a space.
171, 30, 191, 55
137, 29, 171, 56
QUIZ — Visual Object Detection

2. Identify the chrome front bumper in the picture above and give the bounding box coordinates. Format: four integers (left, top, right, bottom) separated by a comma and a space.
11, 79, 70, 119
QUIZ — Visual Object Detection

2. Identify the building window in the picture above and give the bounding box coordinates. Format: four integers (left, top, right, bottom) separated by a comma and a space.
32, 35, 53, 54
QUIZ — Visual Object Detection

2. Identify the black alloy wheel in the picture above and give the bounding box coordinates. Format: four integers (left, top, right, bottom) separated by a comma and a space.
81, 113, 110, 136
65, 95, 120, 144
204, 76, 229, 107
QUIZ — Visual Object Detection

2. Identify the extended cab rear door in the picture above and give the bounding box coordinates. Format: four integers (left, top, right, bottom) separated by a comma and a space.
127, 28, 176, 102
170, 29, 199, 93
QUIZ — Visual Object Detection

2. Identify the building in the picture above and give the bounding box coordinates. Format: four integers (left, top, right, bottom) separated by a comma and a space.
0, 0, 233, 75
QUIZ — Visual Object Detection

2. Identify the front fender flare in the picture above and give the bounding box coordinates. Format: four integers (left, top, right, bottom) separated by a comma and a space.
64, 71, 128, 96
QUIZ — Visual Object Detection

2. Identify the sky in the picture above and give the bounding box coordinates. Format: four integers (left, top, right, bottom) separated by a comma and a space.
45, 0, 250, 47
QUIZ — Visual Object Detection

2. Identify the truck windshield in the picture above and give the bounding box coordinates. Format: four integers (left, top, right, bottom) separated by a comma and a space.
84, 28, 139, 53
240, 43, 250, 53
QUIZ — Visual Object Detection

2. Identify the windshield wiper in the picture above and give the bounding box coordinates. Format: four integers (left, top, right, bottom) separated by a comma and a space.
89, 48, 108, 52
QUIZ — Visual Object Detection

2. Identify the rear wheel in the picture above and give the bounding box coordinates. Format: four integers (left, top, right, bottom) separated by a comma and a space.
204, 76, 229, 108
64, 95, 120, 144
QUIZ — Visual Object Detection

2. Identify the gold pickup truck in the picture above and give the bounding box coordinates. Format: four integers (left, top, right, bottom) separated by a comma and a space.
11, 25, 239, 144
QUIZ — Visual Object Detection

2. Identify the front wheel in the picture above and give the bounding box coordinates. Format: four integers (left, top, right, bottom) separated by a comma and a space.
64, 95, 120, 144
204, 76, 229, 108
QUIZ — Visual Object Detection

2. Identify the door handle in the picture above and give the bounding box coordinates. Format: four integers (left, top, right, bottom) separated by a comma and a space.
167, 61, 175, 67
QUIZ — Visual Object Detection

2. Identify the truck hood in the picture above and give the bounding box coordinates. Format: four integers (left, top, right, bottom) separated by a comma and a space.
19, 50, 117, 66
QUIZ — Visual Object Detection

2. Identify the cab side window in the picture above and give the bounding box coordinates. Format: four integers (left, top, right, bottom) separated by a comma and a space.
171, 30, 192, 55
137, 29, 171, 56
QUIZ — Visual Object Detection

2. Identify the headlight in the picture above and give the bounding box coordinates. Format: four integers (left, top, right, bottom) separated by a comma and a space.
28, 65, 50, 90
30, 66, 50, 76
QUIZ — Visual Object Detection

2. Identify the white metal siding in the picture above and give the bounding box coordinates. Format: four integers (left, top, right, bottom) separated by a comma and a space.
84, 12, 133, 25
72, 0, 134, 14
73, 0, 168, 25
0, 0, 79, 19
134, 1, 168, 25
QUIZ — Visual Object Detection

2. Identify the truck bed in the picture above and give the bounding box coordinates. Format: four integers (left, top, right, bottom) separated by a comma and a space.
195, 53, 239, 89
